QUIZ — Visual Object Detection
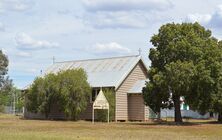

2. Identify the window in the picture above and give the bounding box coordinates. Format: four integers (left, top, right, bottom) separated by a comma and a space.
91, 89, 98, 103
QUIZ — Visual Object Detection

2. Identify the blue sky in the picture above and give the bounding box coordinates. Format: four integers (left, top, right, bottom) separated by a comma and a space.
1, 0, 222, 88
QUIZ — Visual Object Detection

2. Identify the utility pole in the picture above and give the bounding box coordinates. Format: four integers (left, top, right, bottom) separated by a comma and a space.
13, 92, 16, 115
52, 56, 55, 64
138, 48, 142, 56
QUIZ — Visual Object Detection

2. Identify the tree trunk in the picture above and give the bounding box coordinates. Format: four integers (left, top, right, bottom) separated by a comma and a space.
174, 96, 183, 123
45, 103, 50, 120
156, 107, 161, 121
218, 112, 222, 123
157, 112, 161, 120
210, 112, 214, 118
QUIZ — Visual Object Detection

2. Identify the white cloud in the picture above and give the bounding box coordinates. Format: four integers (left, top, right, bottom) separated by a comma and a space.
82, 0, 173, 29
208, 5, 222, 28
82, 0, 173, 12
15, 32, 59, 50
0, 0, 32, 12
186, 5, 222, 29
84, 11, 149, 29
0, 22, 5, 31
186, 13, 211, 24
29, 16, 85, 36
16, 51, 31, 57
1, 48, 7, 55
25, 68, 38, 73
90, 42, 131, 54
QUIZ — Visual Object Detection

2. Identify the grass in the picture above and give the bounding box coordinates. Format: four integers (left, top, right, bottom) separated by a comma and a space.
0, 114, 222, 140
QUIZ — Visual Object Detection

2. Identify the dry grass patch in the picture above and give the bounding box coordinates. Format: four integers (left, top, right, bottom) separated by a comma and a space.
0, 114, 221, 140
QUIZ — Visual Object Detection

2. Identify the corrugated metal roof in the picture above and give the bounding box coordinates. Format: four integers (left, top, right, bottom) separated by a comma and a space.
128, 80, 148, 94
45, 55, 147, 89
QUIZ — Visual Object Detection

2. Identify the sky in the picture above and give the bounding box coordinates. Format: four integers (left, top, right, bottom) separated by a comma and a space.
1, 0, 222, 88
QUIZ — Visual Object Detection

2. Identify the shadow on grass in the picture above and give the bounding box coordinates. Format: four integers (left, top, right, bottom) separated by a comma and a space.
123, 119, 222, 126
20, 117, 70, 121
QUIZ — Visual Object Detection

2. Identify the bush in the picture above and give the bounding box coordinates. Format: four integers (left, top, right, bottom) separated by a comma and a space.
0, 105, 4, 113
26, 69, 91, 120
59, 69, 91, 120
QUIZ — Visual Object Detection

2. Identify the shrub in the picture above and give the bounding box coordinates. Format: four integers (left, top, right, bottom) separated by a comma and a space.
26, 69, 91, 120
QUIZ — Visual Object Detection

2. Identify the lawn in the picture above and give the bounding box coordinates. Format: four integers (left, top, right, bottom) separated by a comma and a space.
0, 114, 222, 140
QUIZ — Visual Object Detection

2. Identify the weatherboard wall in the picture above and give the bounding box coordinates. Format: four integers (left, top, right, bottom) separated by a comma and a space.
115, 61, 148, 121
128, 94, 145, 121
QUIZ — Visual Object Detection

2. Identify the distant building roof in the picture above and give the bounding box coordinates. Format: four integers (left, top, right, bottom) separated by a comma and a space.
128, 80, 148, 94
45, 55, 148, 89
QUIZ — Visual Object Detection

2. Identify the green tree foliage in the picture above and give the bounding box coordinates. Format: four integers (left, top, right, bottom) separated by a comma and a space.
0, 78, 13, 110
6, 87, 24, 113
26, 69, 91, 120
26, 77, 44, 114
0, 50, 13, 112
96, 88, 115, 122
143, 22, 222, 123
188, 38, 222, 122
59, 69, 91, 120
26, 74, 60, 118
0, 50, 8, 87
142, 69, 172, 119
203, 43, 222, 122
15, 89, 24, 113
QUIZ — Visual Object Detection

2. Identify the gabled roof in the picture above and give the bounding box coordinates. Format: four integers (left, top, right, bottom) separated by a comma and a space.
45, 55, 148, 89
128, 80, 148, 94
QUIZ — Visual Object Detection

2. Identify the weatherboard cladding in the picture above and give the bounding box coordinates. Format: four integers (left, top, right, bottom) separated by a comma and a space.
45, 55, 142, 89
116, 61, 148, 121
128, 94, 145, 121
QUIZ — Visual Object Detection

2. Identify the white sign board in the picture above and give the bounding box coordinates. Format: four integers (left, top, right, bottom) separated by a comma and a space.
92, 89, 109, 123
93, 90, 109, 109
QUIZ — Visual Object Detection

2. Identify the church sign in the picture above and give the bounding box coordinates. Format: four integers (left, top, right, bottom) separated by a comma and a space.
92, 89, 109, 123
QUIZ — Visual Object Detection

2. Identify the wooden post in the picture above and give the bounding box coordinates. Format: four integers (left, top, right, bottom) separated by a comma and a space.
108, 108, 109, 123
92, 107, 94, 124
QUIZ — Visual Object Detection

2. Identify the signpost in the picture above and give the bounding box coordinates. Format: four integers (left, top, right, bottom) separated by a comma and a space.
92, 88, 109, 124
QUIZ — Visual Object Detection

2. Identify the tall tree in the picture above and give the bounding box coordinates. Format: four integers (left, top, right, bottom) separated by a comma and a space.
213, 41, 222, 122
210, 41, 222, 122
0, 50, 12, 112
142, 68, 172, 119
143, 22, 220, 123
190, 40, 222, 122
0, 50, 8, 87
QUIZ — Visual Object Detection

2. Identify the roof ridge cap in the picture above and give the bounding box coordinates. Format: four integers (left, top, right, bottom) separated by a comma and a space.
55, 55, 140, 63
